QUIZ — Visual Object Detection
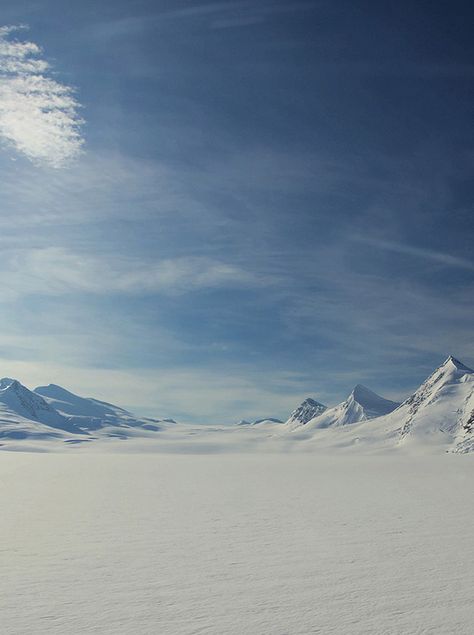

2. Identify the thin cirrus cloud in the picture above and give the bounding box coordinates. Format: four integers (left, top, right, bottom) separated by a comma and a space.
352, 236, 474, 271
4, 248, 264, 297
0, 25, 84, 168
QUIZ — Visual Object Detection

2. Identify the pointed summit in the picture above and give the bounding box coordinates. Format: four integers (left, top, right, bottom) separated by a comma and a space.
385, 355, 474, 444
403, 356, 474, 410
442, 356, 473, 373
348, 384, 400, 417
299, 385, 399, 430
285, 397, 327, 427
350, 384, 380, 402
402, 355, 474, 414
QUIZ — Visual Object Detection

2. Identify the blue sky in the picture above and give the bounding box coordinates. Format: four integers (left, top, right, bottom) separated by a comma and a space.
0, 0, 473, 422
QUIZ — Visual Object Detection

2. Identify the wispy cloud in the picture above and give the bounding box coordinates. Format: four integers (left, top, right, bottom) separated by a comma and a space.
163, 0, 317, 18
168, 1, 318, 29
2, 248, 265, 296
353, 236, 474, 271
89, 1, 319, 38
0, 25, 84, 167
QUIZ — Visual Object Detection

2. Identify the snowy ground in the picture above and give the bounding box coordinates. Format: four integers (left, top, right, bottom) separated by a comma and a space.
2, 452, 474, 634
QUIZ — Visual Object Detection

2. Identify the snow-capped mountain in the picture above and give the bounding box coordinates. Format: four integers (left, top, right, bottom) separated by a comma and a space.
237, 417, 283, 426
1, 356, 474, 453
0, 378, 83, 438
285, 398, 327, 428
34, 383, 131, 420
387, 356, 474, 449
293, 356, 474, 453
302, 384, 399, 430
34, 383, 176, 432
0, 378, 176, 443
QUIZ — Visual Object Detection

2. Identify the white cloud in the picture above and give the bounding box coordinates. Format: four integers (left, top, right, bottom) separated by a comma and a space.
0, 25, 84, 167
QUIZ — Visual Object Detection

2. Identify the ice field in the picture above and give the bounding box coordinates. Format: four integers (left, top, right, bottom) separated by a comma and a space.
2, 451, 474, 634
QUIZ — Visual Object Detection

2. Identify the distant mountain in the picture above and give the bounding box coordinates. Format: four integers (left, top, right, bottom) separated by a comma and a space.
285, 398, 327, 428
0, 378, 83, 438
0, 378, 176, 443
237, 417, 283, 426
2, 356, 474, 453
34, 383, 175, 432
34, 383, 131, 419
303, 385, 399, 429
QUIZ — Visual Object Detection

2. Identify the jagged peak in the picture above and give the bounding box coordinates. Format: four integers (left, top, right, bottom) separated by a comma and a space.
287, 396, 327, 426
299, 397, 326, 408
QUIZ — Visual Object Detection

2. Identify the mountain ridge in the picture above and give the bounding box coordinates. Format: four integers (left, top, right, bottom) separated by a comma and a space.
1, 355, 474, 453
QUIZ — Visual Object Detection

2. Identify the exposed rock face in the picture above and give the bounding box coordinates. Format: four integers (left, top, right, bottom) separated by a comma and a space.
285, 398, 327, 427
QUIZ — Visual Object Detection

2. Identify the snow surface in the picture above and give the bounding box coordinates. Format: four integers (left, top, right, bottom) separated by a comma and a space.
3, 357, 474, 633
2, 452, 474, 634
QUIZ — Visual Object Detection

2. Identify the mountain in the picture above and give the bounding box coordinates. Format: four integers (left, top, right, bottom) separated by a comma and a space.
237, 417, 283, 426
285, 398, 327, 428
302, 385, 399, 430
34, 383, 174, 432
0, 378, 176, 444
295, 356, 474, 453
34, 383, 131, 419
2, 356, 474, 453
0, 378, 83, 438
387, 356, 474, 449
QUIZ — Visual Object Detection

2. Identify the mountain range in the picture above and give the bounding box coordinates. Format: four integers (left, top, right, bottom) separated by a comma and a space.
0, 378, 175, 443
284, 356, 474, 453
286, 385, 400, 430
0, 355, 473, 453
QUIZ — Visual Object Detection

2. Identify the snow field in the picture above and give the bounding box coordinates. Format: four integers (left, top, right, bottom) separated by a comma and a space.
2, 452, 474, 634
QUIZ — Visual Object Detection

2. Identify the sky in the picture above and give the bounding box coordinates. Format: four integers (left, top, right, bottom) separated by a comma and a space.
0, 0, 473, 423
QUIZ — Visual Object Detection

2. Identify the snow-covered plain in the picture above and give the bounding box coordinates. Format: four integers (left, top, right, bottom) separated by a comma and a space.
2, 451, 474, 635
3, 357, 474, 633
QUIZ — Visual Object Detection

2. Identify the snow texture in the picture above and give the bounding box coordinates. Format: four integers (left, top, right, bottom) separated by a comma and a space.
2, 453, 474, 634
